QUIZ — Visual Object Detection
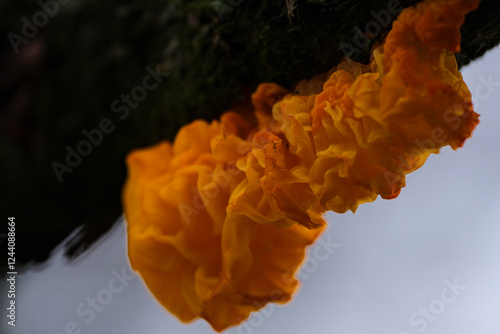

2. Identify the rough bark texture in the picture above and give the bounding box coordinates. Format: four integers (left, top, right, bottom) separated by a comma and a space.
1, 0, 499, 269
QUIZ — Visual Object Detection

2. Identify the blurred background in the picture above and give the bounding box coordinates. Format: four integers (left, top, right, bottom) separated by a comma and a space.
1, 0, 500, 333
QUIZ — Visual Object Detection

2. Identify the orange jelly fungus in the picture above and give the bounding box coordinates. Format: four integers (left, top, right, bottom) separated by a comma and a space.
123, 0, 479, 331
